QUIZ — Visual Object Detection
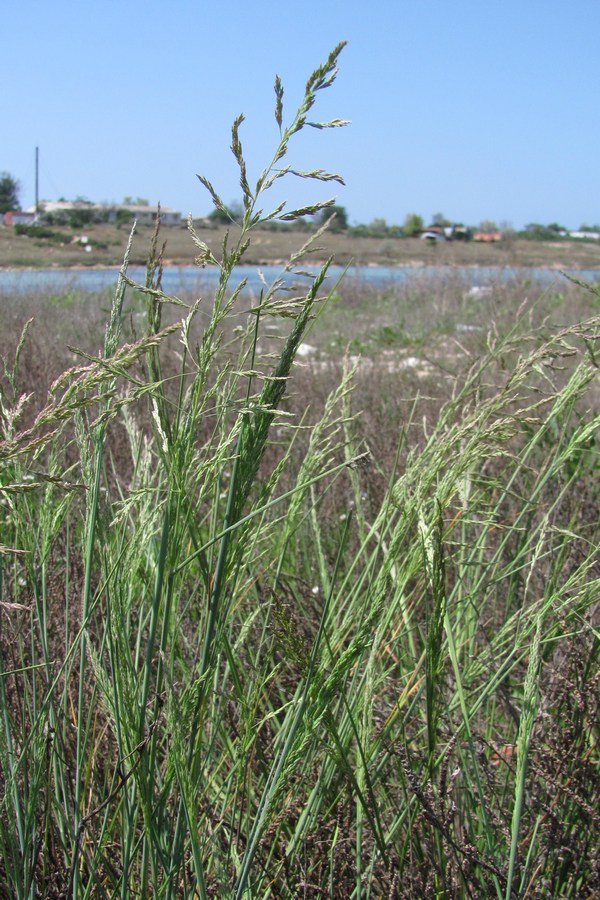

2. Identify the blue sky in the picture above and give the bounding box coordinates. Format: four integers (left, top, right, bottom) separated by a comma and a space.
4, 1, 600, 230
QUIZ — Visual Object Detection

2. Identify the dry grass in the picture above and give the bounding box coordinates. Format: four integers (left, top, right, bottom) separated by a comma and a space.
2, 219, 600, 270
2, 258, 599, 900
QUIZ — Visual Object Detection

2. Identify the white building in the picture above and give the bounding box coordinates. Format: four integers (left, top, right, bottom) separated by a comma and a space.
26, 200, 181, 225
568, 230, 600, 240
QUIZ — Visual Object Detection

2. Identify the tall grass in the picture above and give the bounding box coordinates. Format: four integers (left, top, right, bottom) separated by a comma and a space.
1, 46, 599, 898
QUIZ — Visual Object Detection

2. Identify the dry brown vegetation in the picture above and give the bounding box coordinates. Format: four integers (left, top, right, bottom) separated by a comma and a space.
2, 219, 600, 270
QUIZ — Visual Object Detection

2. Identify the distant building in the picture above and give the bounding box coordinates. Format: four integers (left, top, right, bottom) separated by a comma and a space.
108, 203, 181, 225
473, 231, 502, 242
416, 224, 473, 242
26, 200, 182, 225
420, 230, 445, 242
568, 230, 600, 240
445, 225, 471, 241
3, 210, 37, 226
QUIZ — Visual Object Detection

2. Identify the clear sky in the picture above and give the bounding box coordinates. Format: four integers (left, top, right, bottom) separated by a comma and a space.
4, 1, 600, 230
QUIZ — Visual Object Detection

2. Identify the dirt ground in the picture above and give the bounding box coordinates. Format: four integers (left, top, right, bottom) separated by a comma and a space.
2, 220, 600, 270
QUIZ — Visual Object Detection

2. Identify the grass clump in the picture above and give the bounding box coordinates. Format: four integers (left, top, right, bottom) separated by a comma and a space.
1, 46, 599, 898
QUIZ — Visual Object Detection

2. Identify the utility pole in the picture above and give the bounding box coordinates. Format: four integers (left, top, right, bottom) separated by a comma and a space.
35, 146, 39, 213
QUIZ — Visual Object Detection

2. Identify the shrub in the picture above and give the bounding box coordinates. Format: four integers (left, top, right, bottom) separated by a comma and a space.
116, 207, 135, 227
14, 223, 70, 243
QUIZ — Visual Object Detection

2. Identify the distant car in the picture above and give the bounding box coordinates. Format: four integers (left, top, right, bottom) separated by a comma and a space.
420, 231, 445, 242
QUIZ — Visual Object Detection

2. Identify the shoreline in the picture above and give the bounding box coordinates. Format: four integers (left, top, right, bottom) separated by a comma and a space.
2, 259, 599, 273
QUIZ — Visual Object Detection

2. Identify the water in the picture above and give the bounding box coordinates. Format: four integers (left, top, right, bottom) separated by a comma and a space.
0, 263, 598, 295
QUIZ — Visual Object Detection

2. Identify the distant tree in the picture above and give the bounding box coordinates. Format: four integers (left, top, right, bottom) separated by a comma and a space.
116, 208, 135, 227
229, 200, 245, 223
207, 200, 244, 225
68, 208, 94, 228
92, 207, 111, 224
367, 217, 389, 236
209, 207, 233, 225
479, 219, 498, 233
40, 208, 70, 226
432, 212, 451, 227
0, 172, 21, 213
499, 222, 517, 241
316, 204, 348, 232
122, 197, 150, 207
402, 213, 424, 236
207, 207, 232, 225
289, 216, 312, 232
523, 222, 567, 240
313, 204, 348, 231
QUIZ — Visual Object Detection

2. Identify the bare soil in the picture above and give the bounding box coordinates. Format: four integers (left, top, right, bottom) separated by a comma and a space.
2, 221, 600, 270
